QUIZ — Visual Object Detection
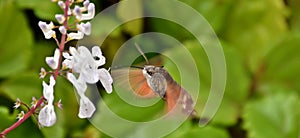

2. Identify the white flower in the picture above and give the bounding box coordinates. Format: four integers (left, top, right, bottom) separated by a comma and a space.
63, 47, 78, 68
97, 68, 113, 93
39, 68, 47, 79
57, 99, 63, 109
81, 3, 95, 21
57, 1, 71, 15
55, 14, 65, 24
67, 72, 87, 95
83, 0, 90, 9
66, 22, 91, 41
39, 75, 56, 127
13, 98, 21, 109
64, 46, 113, 91
42, 76, 55, 103
78, 95, 96, 118
46, 48, 60, 69
31, 97, 38, 108
38, 21, 56, 39
67, 31, 84, 41
77, 47, 99, 83
62, 52, 73, 69
73, 5, 82, 20
67, 72, 95, 118
64, 46, 113, 118
92, 46, 106, 67
38, 104, 56, 127
57, 1, 65, 9
17, 111, 25, 121
77, 22, 91, 35
72, 2, 95, 21
59, 26, 67, 34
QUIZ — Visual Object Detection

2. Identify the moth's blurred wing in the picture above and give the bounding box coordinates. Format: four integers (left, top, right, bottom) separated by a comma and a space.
165, 83, 195, 116
112, 68, 157, 98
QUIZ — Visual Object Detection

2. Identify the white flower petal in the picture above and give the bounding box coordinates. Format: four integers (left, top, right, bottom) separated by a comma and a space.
69, 47, 78, 56
38, 105, 56, 127
79, 65, 99, 84
55, 14, 65, 24
59, 26, 67, 34
92, 46, 105, 67
46, 48, 60, 69
92, 46, 102, 56
67, 73, 87, 95
57, 1, 65, 9
77, 22, 91, 35
78, 96, 95, 118
38, 21, 55, 39
49, 75, 55, 86
97, 68, 113, 93
44, 30, 56, 39
38, 21, 54, 32
67, 31, 84, 40
77, 46, 92, 56
62, 52, 72, 59
62, 52, 73, 69
80, 3, 95, 20
42, 76, 55, 102
83, 0, 90, 9
73, 5, 82, 20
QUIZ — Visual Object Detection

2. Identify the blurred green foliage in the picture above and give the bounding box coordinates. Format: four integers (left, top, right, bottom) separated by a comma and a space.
0, 0, 300, 138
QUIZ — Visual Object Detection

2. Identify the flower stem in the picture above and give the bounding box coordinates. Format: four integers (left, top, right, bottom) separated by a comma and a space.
54, 0, 70, 79
0, 96, 45, 137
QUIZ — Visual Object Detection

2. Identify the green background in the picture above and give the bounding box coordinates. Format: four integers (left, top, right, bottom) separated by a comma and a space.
0, 0, 300, 137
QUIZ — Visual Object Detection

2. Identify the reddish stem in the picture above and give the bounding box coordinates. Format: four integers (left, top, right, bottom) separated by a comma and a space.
0, 1, 71, 137
54, 0, 70, 79
0, 96, 45, 137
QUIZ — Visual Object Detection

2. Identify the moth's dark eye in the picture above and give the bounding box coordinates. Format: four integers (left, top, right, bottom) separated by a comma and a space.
147, 71, 153, 76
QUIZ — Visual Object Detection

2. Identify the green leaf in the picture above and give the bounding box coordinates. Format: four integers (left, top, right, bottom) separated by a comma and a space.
224, 0, 288, 72
0, 106, 17, 129
181, 126, 230, 138
287, 0, 300, 32
15, 0, 61, 21
0, 72, 41, 102
262, 33, 300, 93
144, 0, 194, 41
222, 42, 251, 102
91, 15, 122, 38
164, 121, 193, 138
179, 0, 233, 34
116, 0, 143, 36
102, 91, 165, 122
0, 0, 33, 78
166, 121, 230, 138
29, 41, 56, 71
71, 125, 102, 138
243, 92, 300, 138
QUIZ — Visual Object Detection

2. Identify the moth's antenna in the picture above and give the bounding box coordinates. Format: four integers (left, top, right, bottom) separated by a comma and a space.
135, 43, 149, 64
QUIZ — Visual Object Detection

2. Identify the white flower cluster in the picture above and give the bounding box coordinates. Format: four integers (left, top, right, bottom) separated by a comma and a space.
39, 45, 113, 126
38, 0, 95, 41
64, 46, 113, 118
37, 0, 113, 127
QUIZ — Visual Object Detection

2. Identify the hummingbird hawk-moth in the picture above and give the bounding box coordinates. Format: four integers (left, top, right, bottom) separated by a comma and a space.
113, 44, 196, 116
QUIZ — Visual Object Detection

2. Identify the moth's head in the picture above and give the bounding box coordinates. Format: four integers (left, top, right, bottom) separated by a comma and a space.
142, 65, 164, 78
